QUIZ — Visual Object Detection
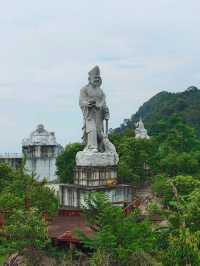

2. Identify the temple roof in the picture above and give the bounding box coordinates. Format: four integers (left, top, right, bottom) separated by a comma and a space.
48, 210, 92, 244
22, 124, 58, 146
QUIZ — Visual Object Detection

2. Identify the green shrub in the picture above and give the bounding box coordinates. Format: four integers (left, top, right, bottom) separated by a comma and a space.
151, 176, 173, 205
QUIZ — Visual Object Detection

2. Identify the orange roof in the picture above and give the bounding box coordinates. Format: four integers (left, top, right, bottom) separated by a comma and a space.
48, 213, 92, 243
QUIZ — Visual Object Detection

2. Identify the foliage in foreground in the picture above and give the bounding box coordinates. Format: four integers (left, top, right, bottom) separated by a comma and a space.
2, 208, 49, 253
78, 188, 200, 266
0, 164, 59, 264
54, 115, 200, 265
1, 114, 200, 265
152, 175, 200, 265
79, 193, 158, 266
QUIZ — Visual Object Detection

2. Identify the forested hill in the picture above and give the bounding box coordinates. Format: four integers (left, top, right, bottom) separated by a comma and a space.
115, 86, 200, 136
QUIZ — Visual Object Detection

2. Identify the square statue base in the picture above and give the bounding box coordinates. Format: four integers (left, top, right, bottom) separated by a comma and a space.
74, 165, 117, 186
76, 150, 119, 167
58, 148, 132, 210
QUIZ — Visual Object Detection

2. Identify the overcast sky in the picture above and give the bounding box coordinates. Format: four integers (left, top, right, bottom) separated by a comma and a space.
0, 0, 200, 152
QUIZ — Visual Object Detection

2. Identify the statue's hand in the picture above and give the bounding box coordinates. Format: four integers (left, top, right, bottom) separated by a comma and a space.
88, 100, 96, 107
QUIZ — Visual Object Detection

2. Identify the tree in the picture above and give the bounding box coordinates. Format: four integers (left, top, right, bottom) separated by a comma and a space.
0, 192, 24, 218
157, 117, 200, 154
1, 208, 49, 266
164, 228, 200, 266
154, 117, 200, 177
185, 188, 200, 231
151, 175, 173, 206
0, 163, 15, 193
28, 185, 58, 218
0, 164, 59, 264
56, 142, 83, 183
79, 193, 157, 265
116, 137, 156, 184
153, 178, 200, 266
158, 152, 199, 177
173, 175, 200, 196
0, 167, 58, 219
152, 175, 200, 207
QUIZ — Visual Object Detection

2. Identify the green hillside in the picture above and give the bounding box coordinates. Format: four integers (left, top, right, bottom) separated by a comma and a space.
115, 86, 200, 135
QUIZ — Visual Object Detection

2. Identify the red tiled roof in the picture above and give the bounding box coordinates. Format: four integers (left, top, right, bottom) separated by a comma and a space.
48, 213, 92, 243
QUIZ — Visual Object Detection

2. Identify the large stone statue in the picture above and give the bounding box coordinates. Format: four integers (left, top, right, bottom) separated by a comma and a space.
76, 66, 119, 167
79, 66, 111, 151
57, 66, 132, 207
79, 66, 110, 152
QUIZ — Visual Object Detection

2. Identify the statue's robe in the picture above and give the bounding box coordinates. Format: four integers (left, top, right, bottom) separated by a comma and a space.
79, 84, 109, 151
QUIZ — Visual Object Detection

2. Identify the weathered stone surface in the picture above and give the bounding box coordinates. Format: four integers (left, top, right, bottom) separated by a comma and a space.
76, 150, 119, 167
59, 184, 133, 208
79, 66, 117, 155
22, 125, 63, 182
22, 124, 58, 146
74, 165, 117, 186
77, 66, 119, 169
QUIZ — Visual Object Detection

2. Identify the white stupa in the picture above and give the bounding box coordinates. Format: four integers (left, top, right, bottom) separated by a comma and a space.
135, 118, 150, 139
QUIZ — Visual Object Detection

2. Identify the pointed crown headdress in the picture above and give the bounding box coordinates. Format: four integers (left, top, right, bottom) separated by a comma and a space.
88, 65, 100, 77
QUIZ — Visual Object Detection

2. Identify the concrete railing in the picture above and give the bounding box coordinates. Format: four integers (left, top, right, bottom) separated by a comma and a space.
0, 153, 22, 159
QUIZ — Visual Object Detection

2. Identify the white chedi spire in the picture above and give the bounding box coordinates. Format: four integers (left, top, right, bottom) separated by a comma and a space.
135, 118, 150, 139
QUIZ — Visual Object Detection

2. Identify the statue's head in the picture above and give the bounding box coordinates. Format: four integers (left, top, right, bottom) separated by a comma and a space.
88, 65, 102, 87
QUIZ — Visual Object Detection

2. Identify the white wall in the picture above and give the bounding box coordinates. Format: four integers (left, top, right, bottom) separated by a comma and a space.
25, 157, 57, 182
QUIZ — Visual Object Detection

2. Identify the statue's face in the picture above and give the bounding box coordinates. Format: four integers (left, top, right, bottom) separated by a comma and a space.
90, 75, 102, 87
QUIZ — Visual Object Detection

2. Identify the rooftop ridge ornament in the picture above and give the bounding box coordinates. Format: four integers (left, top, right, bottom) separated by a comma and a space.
22, 124, 58, 146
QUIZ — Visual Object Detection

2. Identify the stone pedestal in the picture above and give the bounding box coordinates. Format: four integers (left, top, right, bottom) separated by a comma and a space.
74, 166, 117, 186
75, 150, 118, 186
76, 150, 119, 167
58, 66, 133, 209
60, 184, 133, 209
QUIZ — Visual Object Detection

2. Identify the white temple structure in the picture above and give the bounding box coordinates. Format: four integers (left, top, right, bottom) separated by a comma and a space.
135, 118, 150, 139
22, 124, 63, 182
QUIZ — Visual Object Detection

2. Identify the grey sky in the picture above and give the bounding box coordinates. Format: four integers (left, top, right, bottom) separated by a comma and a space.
0, 0, 200, 152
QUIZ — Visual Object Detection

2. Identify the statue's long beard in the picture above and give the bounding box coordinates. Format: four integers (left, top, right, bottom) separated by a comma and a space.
90, 78, 102, 88
93, 83, 101, 88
